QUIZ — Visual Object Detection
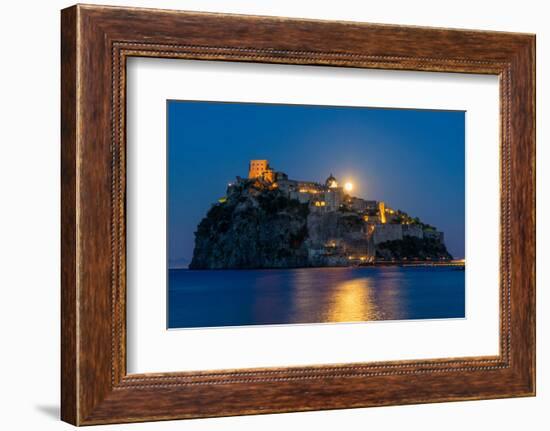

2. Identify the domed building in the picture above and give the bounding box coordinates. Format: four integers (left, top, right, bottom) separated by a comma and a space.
325, 174, 338, 189
324, 173, 344, 210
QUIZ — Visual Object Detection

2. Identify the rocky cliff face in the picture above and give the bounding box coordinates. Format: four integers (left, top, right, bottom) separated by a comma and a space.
189, 181, 310, 269
305, 210, 372, 266
189, 180, 452, 269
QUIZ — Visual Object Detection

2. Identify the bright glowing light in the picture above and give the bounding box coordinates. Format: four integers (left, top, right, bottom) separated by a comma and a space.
344, 182, 353, 192
327, 278, 378, 322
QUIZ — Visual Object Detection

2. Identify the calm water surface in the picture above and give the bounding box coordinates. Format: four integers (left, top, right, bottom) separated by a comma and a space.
168, 266, 465, 329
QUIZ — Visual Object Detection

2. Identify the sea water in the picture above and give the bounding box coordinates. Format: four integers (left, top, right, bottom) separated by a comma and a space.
168, 266, 465, 329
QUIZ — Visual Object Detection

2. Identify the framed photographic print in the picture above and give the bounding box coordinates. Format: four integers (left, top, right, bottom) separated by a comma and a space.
61, 4, 535, 425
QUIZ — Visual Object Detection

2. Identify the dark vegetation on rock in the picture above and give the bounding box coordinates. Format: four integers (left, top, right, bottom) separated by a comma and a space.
376, 236, 453, 261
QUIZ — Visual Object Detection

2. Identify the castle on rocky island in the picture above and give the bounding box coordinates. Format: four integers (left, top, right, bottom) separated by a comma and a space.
189, 160, 452, 269
248, 159, 380, 214
244, 159, 446, 247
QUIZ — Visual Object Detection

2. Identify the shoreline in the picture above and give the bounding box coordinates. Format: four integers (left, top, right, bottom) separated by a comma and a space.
171, 260, 465, 271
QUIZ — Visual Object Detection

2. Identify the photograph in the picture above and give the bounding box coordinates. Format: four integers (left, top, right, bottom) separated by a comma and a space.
167, 100, 466, 329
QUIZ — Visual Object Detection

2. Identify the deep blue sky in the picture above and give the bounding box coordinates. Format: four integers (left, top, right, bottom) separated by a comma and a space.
168, 100, 465, 266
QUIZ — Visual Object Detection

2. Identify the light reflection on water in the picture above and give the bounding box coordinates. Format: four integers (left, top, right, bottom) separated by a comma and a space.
325, 277, 379, 322
168, 266, 465, 329
289, 268, 405, 323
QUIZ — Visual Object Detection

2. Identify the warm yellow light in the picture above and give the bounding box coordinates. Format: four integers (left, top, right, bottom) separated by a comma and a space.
379, 201, 387, 224
344, 182, 353, 192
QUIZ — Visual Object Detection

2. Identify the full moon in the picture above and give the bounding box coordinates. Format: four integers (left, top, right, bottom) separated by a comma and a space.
344, 182, 353, 192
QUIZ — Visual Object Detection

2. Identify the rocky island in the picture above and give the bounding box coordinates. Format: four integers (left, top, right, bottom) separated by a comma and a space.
189, 160, 452, 269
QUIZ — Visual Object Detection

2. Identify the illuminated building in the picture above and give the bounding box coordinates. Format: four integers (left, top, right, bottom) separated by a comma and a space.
248, 159, 275, 182
378, 201, 387, 224
244, 160, 398, 227
325, 173, 338, 188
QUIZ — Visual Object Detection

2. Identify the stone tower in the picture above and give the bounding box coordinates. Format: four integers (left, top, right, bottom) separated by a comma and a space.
248, 160, 274, 182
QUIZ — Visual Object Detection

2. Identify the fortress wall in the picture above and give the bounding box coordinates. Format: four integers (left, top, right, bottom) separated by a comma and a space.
373, 224, 403, 244
296, 192, 311, 204
402, 224, 424, 239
